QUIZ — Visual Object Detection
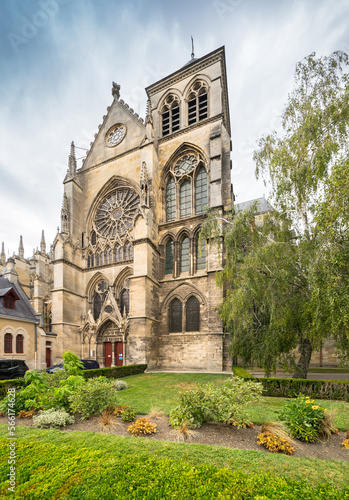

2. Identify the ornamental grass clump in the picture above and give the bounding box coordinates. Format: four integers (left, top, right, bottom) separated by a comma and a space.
279, 394, 337, 442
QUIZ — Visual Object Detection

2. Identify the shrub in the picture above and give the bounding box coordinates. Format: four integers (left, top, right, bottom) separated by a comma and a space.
63, 350, 84, 375
257, 431, 295, 455
120, 407, 136, 422
69, 377, 118, 419
279, 394, 333, 442
113, 405, 128, 417
0, 389, 27, 415
33, 408, 74, 428
169, 377, 263, 429
112, 379, 128, 391
18, 410, 36, 418
127, 418, 157, 436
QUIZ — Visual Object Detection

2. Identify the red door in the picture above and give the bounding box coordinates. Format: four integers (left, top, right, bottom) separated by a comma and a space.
104, 342, 112, 367
116, 342, 123, 366
46, 348, 51, 368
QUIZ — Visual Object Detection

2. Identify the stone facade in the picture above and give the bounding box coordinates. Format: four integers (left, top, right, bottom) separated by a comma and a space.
48, 46, 233, 371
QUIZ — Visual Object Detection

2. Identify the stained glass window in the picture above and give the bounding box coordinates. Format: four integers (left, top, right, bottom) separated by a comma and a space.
196, 236, 206, 270
169, 298, 182, 333
186, 296, 200, 331
124, 242, 133, 261
115, 245, 123, 263
180, 237, 190, 273
166, 177, 176, 221
93, 294, 101, 321
180, 180, 191, 218
120, 289, 129, 315
165, 239, 174, 275
195, 167, 207, 214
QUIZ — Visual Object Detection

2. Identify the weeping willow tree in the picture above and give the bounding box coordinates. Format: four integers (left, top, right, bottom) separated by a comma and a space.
201, 51, 349, 378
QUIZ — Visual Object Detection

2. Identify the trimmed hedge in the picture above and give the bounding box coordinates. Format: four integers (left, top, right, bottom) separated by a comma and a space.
234, 368, 349, 401
81, 364, 147, 380
255, 377, 349, 401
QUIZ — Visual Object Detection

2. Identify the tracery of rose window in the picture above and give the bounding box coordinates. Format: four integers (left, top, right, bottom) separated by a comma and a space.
94, 187, 139, 239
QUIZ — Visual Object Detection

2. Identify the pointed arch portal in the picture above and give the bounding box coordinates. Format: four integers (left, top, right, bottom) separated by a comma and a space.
96, 320, 124, 367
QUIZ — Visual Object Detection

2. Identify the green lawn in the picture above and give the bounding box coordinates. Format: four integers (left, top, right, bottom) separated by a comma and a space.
116, 373, 349, 431
0, 426, 348, 499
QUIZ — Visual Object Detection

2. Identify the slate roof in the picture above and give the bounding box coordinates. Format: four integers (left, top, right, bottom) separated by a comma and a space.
0, 275, 38, 323
235, 196, 273, 214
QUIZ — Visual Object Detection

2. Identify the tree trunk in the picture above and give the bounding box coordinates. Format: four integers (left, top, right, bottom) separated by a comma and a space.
292, 337, 312, 379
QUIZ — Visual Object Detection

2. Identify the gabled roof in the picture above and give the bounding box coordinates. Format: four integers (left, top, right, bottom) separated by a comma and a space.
235, 197, 273, 214
0, 275, 38, 323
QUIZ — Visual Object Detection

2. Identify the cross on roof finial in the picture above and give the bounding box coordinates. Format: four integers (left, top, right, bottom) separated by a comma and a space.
191, 36, 195, 59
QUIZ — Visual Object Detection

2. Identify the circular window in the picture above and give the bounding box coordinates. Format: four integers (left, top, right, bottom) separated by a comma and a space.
105, 124, 126, 147
94, 187, 140, 238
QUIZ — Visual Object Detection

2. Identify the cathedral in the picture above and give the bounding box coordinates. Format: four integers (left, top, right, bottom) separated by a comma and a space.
0, 46, 341, 371
51, 46, 233, 371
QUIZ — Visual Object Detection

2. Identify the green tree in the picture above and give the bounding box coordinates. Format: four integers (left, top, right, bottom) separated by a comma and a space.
202, 51, 349, 378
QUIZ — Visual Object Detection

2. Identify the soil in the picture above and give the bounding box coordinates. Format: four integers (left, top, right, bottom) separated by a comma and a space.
3, 414, 348, 462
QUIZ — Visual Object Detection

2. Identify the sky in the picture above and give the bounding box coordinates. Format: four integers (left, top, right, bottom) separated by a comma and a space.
0, 0, 348, 257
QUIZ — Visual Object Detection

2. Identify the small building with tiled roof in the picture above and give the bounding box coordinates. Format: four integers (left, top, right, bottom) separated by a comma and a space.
0, 261, 51, 370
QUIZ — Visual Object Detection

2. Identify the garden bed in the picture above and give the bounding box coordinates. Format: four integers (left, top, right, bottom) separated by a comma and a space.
1, 413, 347, 462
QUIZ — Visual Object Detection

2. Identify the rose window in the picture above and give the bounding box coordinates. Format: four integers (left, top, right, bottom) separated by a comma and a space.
94, 188, 139, 238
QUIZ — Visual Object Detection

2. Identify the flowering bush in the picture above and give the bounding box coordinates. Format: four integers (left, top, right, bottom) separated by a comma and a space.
279, 394, 332, 442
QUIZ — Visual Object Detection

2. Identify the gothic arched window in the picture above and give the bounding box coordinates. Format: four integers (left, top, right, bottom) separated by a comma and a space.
16, 334, 24, 353
165, 177, 176, 222
180, 180, 191, 218
91, 231, 97, 246
186, 296, 200, 331
188, 82, 208, 125
124, 242, 133, 261
115, 245, 123, 263
96, 250, 103, 266
4, 333, 12, 353
195, 167, 207, 214
180, 236, 190, 273
165, 239, 174, 275
87, 252, 94, 268
105, 247, 112, 265
169, 298, 182, 333
196, 235, 206, 271
93, 293, 102, 321
120, 289, 129, 315
162, 95, 180, 136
